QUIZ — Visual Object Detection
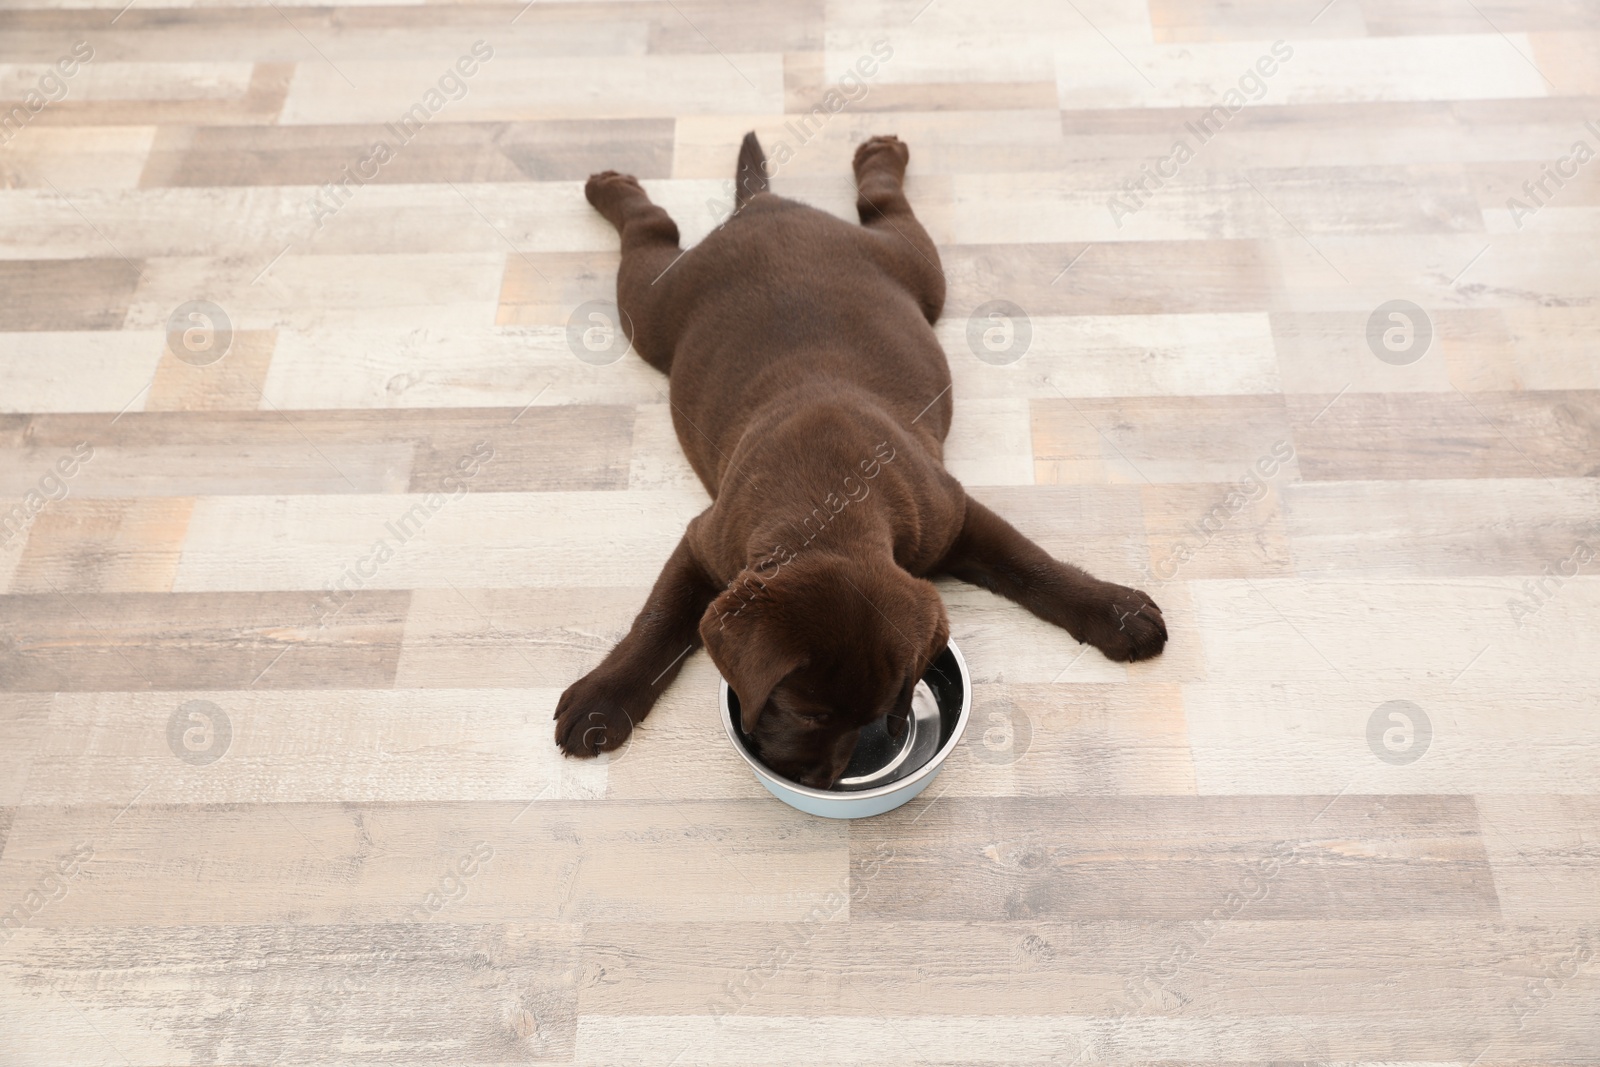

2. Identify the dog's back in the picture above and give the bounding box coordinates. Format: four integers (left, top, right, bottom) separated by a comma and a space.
658, 135, 953, 491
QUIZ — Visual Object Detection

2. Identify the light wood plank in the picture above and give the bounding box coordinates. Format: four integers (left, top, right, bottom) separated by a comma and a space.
172, 489, 705, 592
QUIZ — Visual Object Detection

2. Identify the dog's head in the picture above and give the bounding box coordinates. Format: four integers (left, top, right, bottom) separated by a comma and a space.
699, 550, 949, 789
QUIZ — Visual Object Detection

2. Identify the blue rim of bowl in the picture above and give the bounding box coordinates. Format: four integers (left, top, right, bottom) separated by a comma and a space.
718, 639, 973, 803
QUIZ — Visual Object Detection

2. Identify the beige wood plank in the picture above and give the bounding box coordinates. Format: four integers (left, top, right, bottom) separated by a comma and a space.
942, 397, 1033, 486
139, 117, 674, 187
1188, 576, 1600, 687
25, 687, 606, 805
0, 259, 140, 331
1057, 96, 1600, 171
573, 1011, 1544, 1065
578, 918, 1594, 1029
948, 164, 1483, 245
826, 7, 1120, 87
626, 403, 703, 491
0, 184, 605, 259
942, 312, 1281, 401
1287, 390, 1600, 480
0, 694, 50, 805
496, 249, 622, 327
172, 489, 705, 592
1139, 481, 1294, 581
1183, 680, 1600, 796
396, 585, 651, 691
0, 330, 160, 413
1050, 34, 1548, 110
1150, 0, 1370, 40
1505, 307, 1600, 389
0, 441, 409, 498
1272, 308, 1539, 394
1529, 28, 1600, 95
2, 923, 583, 1064
11, 496, 193, 593
0, 11, 650, 64
1476, 793, 1600, 921
263, 325, 669, 409
1282, 477, 1600, 577
124, 253, 505, 332
1363, 1, 1600, 35
0, 799, 848, 923
1261, 232, 1599, 314
846, 794, 1499, 921
0, 125, 155, 188
280, 55, 785, 125
14, 60, 292, 128
143, 327, 277, 411
0, 589, 410, 691
942, 241, 1280, 317
4, 405, 635, 497
1033, 394, 1296, 485
0, 61, 255, 103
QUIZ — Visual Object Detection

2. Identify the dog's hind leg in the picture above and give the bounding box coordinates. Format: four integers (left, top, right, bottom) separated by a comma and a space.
553, 523, 720, 757
852, 135, 946, 324
936, 493, 1169, 663
585, 170, 686, 374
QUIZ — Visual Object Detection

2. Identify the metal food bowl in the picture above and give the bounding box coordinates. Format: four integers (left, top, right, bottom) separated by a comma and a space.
719, 640, 971, 819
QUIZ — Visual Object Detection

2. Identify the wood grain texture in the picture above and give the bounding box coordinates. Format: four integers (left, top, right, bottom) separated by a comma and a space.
2, 1, 1598, 1063
846, 794, 1500, 922
0, 589, 410, 690
0, 259, 141, 331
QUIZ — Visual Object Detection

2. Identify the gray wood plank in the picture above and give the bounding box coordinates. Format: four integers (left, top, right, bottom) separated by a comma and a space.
0, 590, 410, 691
848, 795, 1501, 922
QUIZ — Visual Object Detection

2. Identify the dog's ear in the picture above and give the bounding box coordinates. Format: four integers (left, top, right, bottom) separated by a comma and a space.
894, 569, 949, 677
699, 574, 805, 734
878, 569, 947, 742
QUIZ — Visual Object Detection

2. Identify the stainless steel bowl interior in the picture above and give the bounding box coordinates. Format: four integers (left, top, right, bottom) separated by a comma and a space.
835, 679, 941, 790
724, 643, 969, 801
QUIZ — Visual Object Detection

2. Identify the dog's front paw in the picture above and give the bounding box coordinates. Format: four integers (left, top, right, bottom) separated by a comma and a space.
1074, 583, 1168, 663
853, 134, 909, 179
553, 672, 639, 757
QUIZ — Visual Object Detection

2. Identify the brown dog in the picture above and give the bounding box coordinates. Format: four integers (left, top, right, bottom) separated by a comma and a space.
557, 133, 1166, 788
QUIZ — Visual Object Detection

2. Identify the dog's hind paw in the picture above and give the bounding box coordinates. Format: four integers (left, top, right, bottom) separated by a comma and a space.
584, 170, 647, 223
853, 134, 910, 179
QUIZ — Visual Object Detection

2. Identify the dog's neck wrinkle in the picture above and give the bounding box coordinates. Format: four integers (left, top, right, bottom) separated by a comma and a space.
707, 378, 945, 576
749, 495, 894, 570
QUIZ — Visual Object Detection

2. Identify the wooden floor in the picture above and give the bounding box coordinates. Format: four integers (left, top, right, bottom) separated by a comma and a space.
2, 0, 1599, 1063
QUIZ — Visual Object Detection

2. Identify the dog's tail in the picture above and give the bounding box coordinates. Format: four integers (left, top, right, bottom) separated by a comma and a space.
735, 131, 769, 211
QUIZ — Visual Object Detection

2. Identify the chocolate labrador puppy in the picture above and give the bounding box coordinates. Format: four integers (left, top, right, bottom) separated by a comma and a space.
557, 133, 1166, 788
